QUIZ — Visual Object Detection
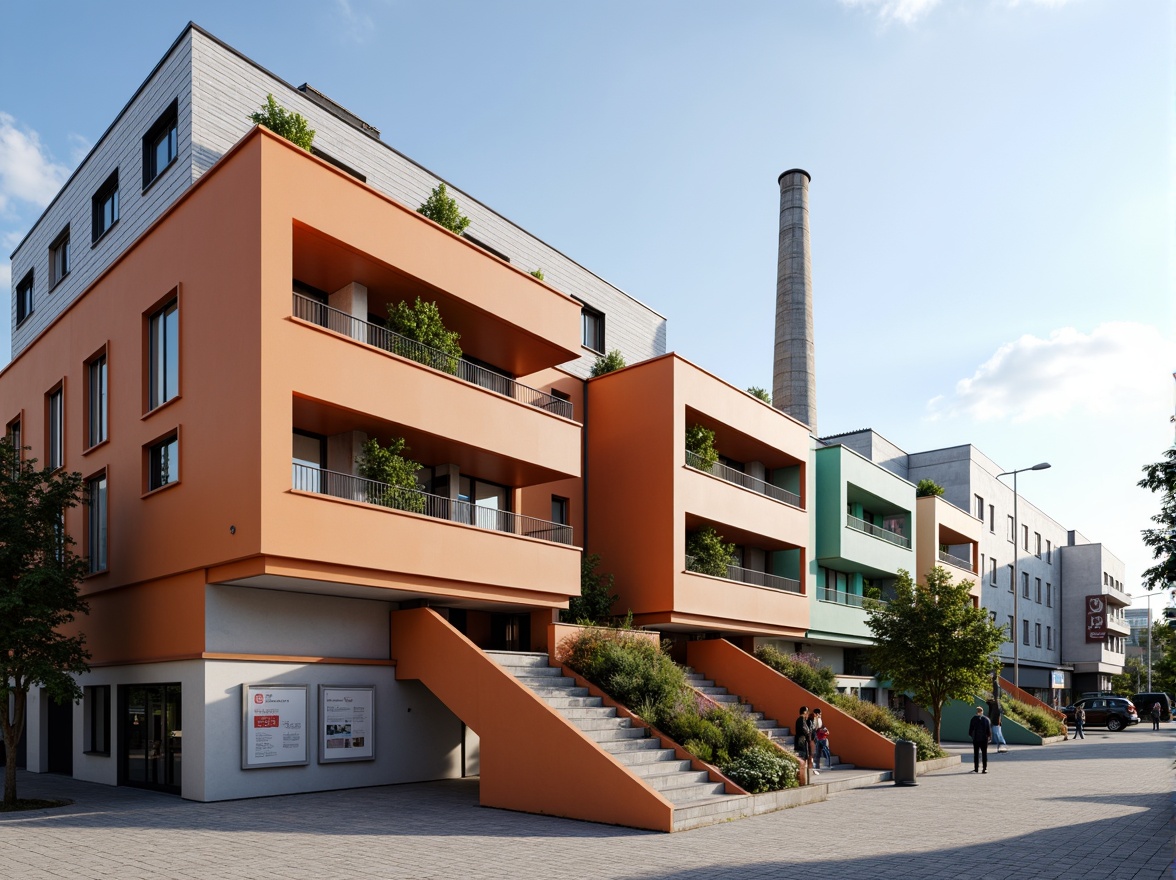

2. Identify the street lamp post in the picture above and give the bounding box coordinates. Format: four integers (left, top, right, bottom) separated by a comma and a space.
997, 462, 1051, 690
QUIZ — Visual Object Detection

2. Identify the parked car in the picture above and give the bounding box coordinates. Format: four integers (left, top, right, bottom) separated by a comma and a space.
1063, 697, 1140, 731
1131, 693, 1172, 722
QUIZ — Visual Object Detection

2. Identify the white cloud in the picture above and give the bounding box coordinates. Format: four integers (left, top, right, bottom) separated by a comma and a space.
926, 322, 1174, 423
67, 133, 92, 167
333, 0, 375, 43
0, 112, 69, 216
841, 0, 1078, 25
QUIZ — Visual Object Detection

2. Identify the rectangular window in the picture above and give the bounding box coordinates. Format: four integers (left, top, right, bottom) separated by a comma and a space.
1007, 616, 1014, 643
1046, 582, 1052, 607
988, 504, 995, 533
1035, 622, 1042, 648
1007, 564, 1014, 592
147, 433, 178, 491
149, 298, 179, 409
974, 494, 984, 520
1022, 524, 1029, 550
581, 305, 605, 353
92, 169, 120, 242
84, 685, 110, 755
16, 269, 33, 325
87, 354, 107, 447
1034, 532, 1042, 558
1022, 571, 1030, 598
87, 472, 107, 573
551, 495, 569, 526
47, 386, 63, 470
1022, 619, 1029, 646
142, 100, 179, 189
1047, 626, 1054, 650
1035, 577, 1042, 604
989, 558, 997, 585
6, 417, 21, 477
1007, 515, 1014, 541
49, 226, 70, 289
1046, 539, 1052, 563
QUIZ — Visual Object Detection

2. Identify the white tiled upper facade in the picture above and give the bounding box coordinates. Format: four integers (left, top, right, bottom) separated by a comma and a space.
9, 24, 667, 378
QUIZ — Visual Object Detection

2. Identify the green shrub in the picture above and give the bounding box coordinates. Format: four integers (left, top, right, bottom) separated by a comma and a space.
386, 297, 462, 374
828, 693, 947, 761
561, 553, 618, 626
1000, 696, 1065, 738
721, 746, 796, 793
417, 183, 470, 235
685, 424, 719, 470
356, 437, 424, 513
249, 94, 315, 151
530, 268, 545, 280
686, 526, 735, 578
915, 478, 944, 497
590, 349, 627, 377
747, 386, 772, 404
754, 645, 837, 700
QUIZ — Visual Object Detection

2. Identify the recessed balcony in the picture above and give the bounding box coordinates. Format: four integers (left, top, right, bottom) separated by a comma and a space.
938, 549, 974, 572
684, 554, 801, 594
292, 463, 572, 545
846, 513, 911, 549
293, 293, 573, 419
818, 585, 888, 608
684, 450, 801, 508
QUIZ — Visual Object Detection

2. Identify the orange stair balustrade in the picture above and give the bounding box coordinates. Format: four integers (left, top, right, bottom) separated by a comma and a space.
686, 638, 895, 771
390, 607, 675, 831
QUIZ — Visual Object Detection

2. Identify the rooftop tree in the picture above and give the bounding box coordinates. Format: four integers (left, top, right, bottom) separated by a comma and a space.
417, 183, 470, 235
0, 440, 90, 808
249, 94, 315, 151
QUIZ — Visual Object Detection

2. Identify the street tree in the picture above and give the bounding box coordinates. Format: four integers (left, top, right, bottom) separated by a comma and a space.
1138, 447, 1176, 592
0, 440, 90, 808
865, 567, 1004, 744
1110, 657, 1147, 695
1146, 621, 1176, 696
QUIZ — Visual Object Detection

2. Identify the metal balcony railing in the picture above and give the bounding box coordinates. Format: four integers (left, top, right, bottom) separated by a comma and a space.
292, 293, 573, 420
938, 550, 974, 571
685, 555, 802, 594
292, 464, 573, 545
846, 514, 911, 549
684, 450, 801, 507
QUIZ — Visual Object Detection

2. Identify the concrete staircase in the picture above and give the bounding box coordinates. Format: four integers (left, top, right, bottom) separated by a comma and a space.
683, 670, 856, 773
489, 652, 748, 828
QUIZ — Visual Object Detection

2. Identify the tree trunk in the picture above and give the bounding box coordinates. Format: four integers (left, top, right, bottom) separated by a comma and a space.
2, 689, 26, 807
931, 704, 942, 744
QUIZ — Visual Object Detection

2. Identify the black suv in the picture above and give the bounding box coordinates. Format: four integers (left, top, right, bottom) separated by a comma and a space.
1063, 696, 1140, 731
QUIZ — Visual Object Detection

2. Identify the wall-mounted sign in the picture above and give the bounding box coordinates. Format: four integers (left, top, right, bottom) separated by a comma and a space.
1051, 670, 1065, 689
1085, 594, 1107, 643
319, 686, 376, 763
242, 684, 309, 769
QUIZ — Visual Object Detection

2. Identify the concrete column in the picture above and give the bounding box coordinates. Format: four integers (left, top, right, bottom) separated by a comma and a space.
329, 282, 368, 322
327, 430, 368, 475
772, 169, 817, 435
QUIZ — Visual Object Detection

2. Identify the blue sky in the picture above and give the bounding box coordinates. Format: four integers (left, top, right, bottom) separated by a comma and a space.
0, 0, 1172, 603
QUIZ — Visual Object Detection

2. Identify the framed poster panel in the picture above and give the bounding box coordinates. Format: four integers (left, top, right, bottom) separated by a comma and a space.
241, 684, 309, 769
318, 685, 376, 763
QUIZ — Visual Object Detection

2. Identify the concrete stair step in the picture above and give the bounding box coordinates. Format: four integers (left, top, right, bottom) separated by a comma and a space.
695, 686, 730, 696
558, 706, 617, 720
527, 685, 590, 698
485, 651, 552, 669
586, 726, 647, 743
514, 673, 575, 686
541, 696, 603, 709
644, 770, 712, 791
685, 678, 715, 688
571, 716, 632, 732
627, 758, 694, 776
671, 796, 751, 832
707, 694, 741, 704
754, 719, 777, 729
601, 738, 669, 756
661, 782, 729, 804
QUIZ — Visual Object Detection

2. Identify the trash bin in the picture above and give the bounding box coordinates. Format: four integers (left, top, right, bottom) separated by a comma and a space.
894, 739, 918, 786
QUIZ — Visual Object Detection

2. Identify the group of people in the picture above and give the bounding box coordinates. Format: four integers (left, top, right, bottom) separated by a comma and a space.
794, 706, 831, 776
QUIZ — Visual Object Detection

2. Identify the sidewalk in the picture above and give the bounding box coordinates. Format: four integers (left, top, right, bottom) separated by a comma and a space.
1, 726, 1170, 879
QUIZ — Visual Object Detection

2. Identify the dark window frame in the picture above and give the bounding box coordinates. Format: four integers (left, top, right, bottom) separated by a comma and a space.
147, 297, 179, 411
86, 470, 108, 574
551, 495, 569, 526
49, 225, 71, 290
86, 350, 108, 449
85, 685, 111, 756
15, 268, 34, 325
146, 432, 179, 492
46, 383, 64, 471
92, 169, 120, 244
142, 100, 179, 190
580, 304, 605, 353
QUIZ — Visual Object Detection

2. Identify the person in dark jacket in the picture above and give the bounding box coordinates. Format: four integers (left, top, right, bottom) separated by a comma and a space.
795, 705, 816, 778
968, 706, 992, 774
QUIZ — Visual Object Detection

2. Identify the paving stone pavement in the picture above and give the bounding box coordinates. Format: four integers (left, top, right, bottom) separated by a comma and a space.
1, 725, 1171, 880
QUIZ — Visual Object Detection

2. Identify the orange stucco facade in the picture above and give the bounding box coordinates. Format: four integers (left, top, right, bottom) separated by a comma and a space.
915, 494, 983, 603
586, 354, 812, 637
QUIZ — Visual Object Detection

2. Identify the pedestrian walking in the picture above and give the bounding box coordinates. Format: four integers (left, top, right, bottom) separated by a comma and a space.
795, 705, 817, 778
1073, 705, 1086, 739
988, 699, 1008, 753
968, 706, 991, 773
814, 710, 832, 770
1151, 701, 1162, 731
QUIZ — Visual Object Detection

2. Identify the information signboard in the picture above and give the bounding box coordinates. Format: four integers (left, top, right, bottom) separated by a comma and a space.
1085, 594, 1108, 643
242, 684, 309, 769
319, 685, 376, 763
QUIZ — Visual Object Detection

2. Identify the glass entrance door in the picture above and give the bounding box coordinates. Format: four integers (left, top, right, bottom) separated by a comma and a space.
121, 684, 181, 794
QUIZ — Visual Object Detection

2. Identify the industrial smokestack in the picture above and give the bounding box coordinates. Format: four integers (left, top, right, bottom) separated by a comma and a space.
772, 169, 816, 434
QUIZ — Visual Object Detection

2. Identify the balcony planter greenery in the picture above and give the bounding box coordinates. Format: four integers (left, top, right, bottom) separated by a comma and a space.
915, 478, 944, 497
386, 297, 462, 375
590, 349, 626, 377
747, 386, 771, 404
249, 94, 315, 151
417, 183, 470, 235
685, 424, 718, 471
686, 526, 735, 578
356, 437, 425, 513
